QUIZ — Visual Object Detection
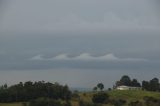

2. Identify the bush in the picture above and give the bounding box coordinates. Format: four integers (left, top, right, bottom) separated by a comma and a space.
79, 100, 99, 106
92, 92, 109, 104
65, 100, 72, 106
72, 92, 80, 100
111, 99, 126, 106
83, 93, 86, 96
128, 101, 143, 106
143, 96, 160, 106
29, 97, 71, 106
22, 102, 28, 106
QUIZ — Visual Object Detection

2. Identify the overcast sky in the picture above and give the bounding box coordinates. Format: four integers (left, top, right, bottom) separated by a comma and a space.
0, 0, 160, 88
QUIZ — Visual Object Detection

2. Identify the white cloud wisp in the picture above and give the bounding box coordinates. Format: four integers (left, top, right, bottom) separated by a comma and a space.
30, 53, 147, 62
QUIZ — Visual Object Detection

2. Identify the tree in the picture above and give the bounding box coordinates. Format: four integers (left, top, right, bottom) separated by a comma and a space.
142, 81, 149, 90
0, 81, 72, 102
93, 87, 97, 92
3, 84, 8, 89
142, 78, 160, 92
115, 81, 123, 87
131, 79, 141, 87
150, 78, 159, 91
97, 83, 104, 91
120, 75, 131, 86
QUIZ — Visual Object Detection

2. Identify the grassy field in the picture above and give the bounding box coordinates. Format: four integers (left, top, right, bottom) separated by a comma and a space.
77, 90, 160, 101
72, 90, 160, 106
108, 90, 160, 100
0, 103, 25, 106
0, 90, 160, 106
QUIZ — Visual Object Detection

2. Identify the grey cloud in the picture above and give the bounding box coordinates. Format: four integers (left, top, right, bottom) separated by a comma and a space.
0, 0, 160, 87
0, 58, 159, 71
0, 0, 159, 33
0, 33, 160, 71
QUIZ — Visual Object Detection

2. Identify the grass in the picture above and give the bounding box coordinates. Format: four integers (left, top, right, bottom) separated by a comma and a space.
108, 90, 160, 100
77, 90, 160, 100
72, 90, 160, 106
0, 103, 24, 106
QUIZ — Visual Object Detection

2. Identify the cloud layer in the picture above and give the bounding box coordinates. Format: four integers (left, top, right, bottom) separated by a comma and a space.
0, 0, 159, 88
0, 0, 159, 33
30, 53, 147, 62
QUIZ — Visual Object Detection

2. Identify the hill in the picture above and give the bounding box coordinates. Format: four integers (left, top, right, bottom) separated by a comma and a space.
108, 90, 160, 100
72, 90, 160, 106
0, 90, 160, 106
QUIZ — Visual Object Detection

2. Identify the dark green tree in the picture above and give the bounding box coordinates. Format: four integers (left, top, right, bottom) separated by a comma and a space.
120, 75, 131, 86
142, 80, 150, 90
150, 78, 159, 91
131, 79, 141, 87
93, 87, 98, 92
142, 78, 160, 92
97, 83, 104, 91
0, 81, 72, 103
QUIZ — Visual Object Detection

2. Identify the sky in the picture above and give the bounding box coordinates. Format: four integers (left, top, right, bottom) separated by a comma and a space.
0, 0, 160, 89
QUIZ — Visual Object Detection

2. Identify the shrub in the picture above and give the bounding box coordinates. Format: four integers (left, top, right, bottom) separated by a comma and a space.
83, 93, 86, 96
65, 100, 72, 106
143, 96, 160, 106
72, 92, 80, 100
22, 102, 28, 106
29, 97, 71, 106
92, 92, 109, 104
79, 100, 99, 106
128, 100, 143, 106
111, 99, 126, 106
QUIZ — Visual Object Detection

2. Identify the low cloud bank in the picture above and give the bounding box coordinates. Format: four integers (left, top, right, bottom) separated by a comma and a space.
30, 53, 147, 62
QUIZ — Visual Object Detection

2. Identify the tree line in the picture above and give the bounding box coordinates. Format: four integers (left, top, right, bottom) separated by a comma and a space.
0, 81, 72, 103
115, 75, 141, 87
115, 75, 160, 91
142, 78, 160, 91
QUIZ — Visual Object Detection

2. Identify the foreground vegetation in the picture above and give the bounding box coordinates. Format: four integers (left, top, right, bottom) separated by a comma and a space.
0, 81, 71, 103
72, 90, 160, 106
0, 75, 160, 106
0, 103, 24, 106
0, 90, 160, 106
